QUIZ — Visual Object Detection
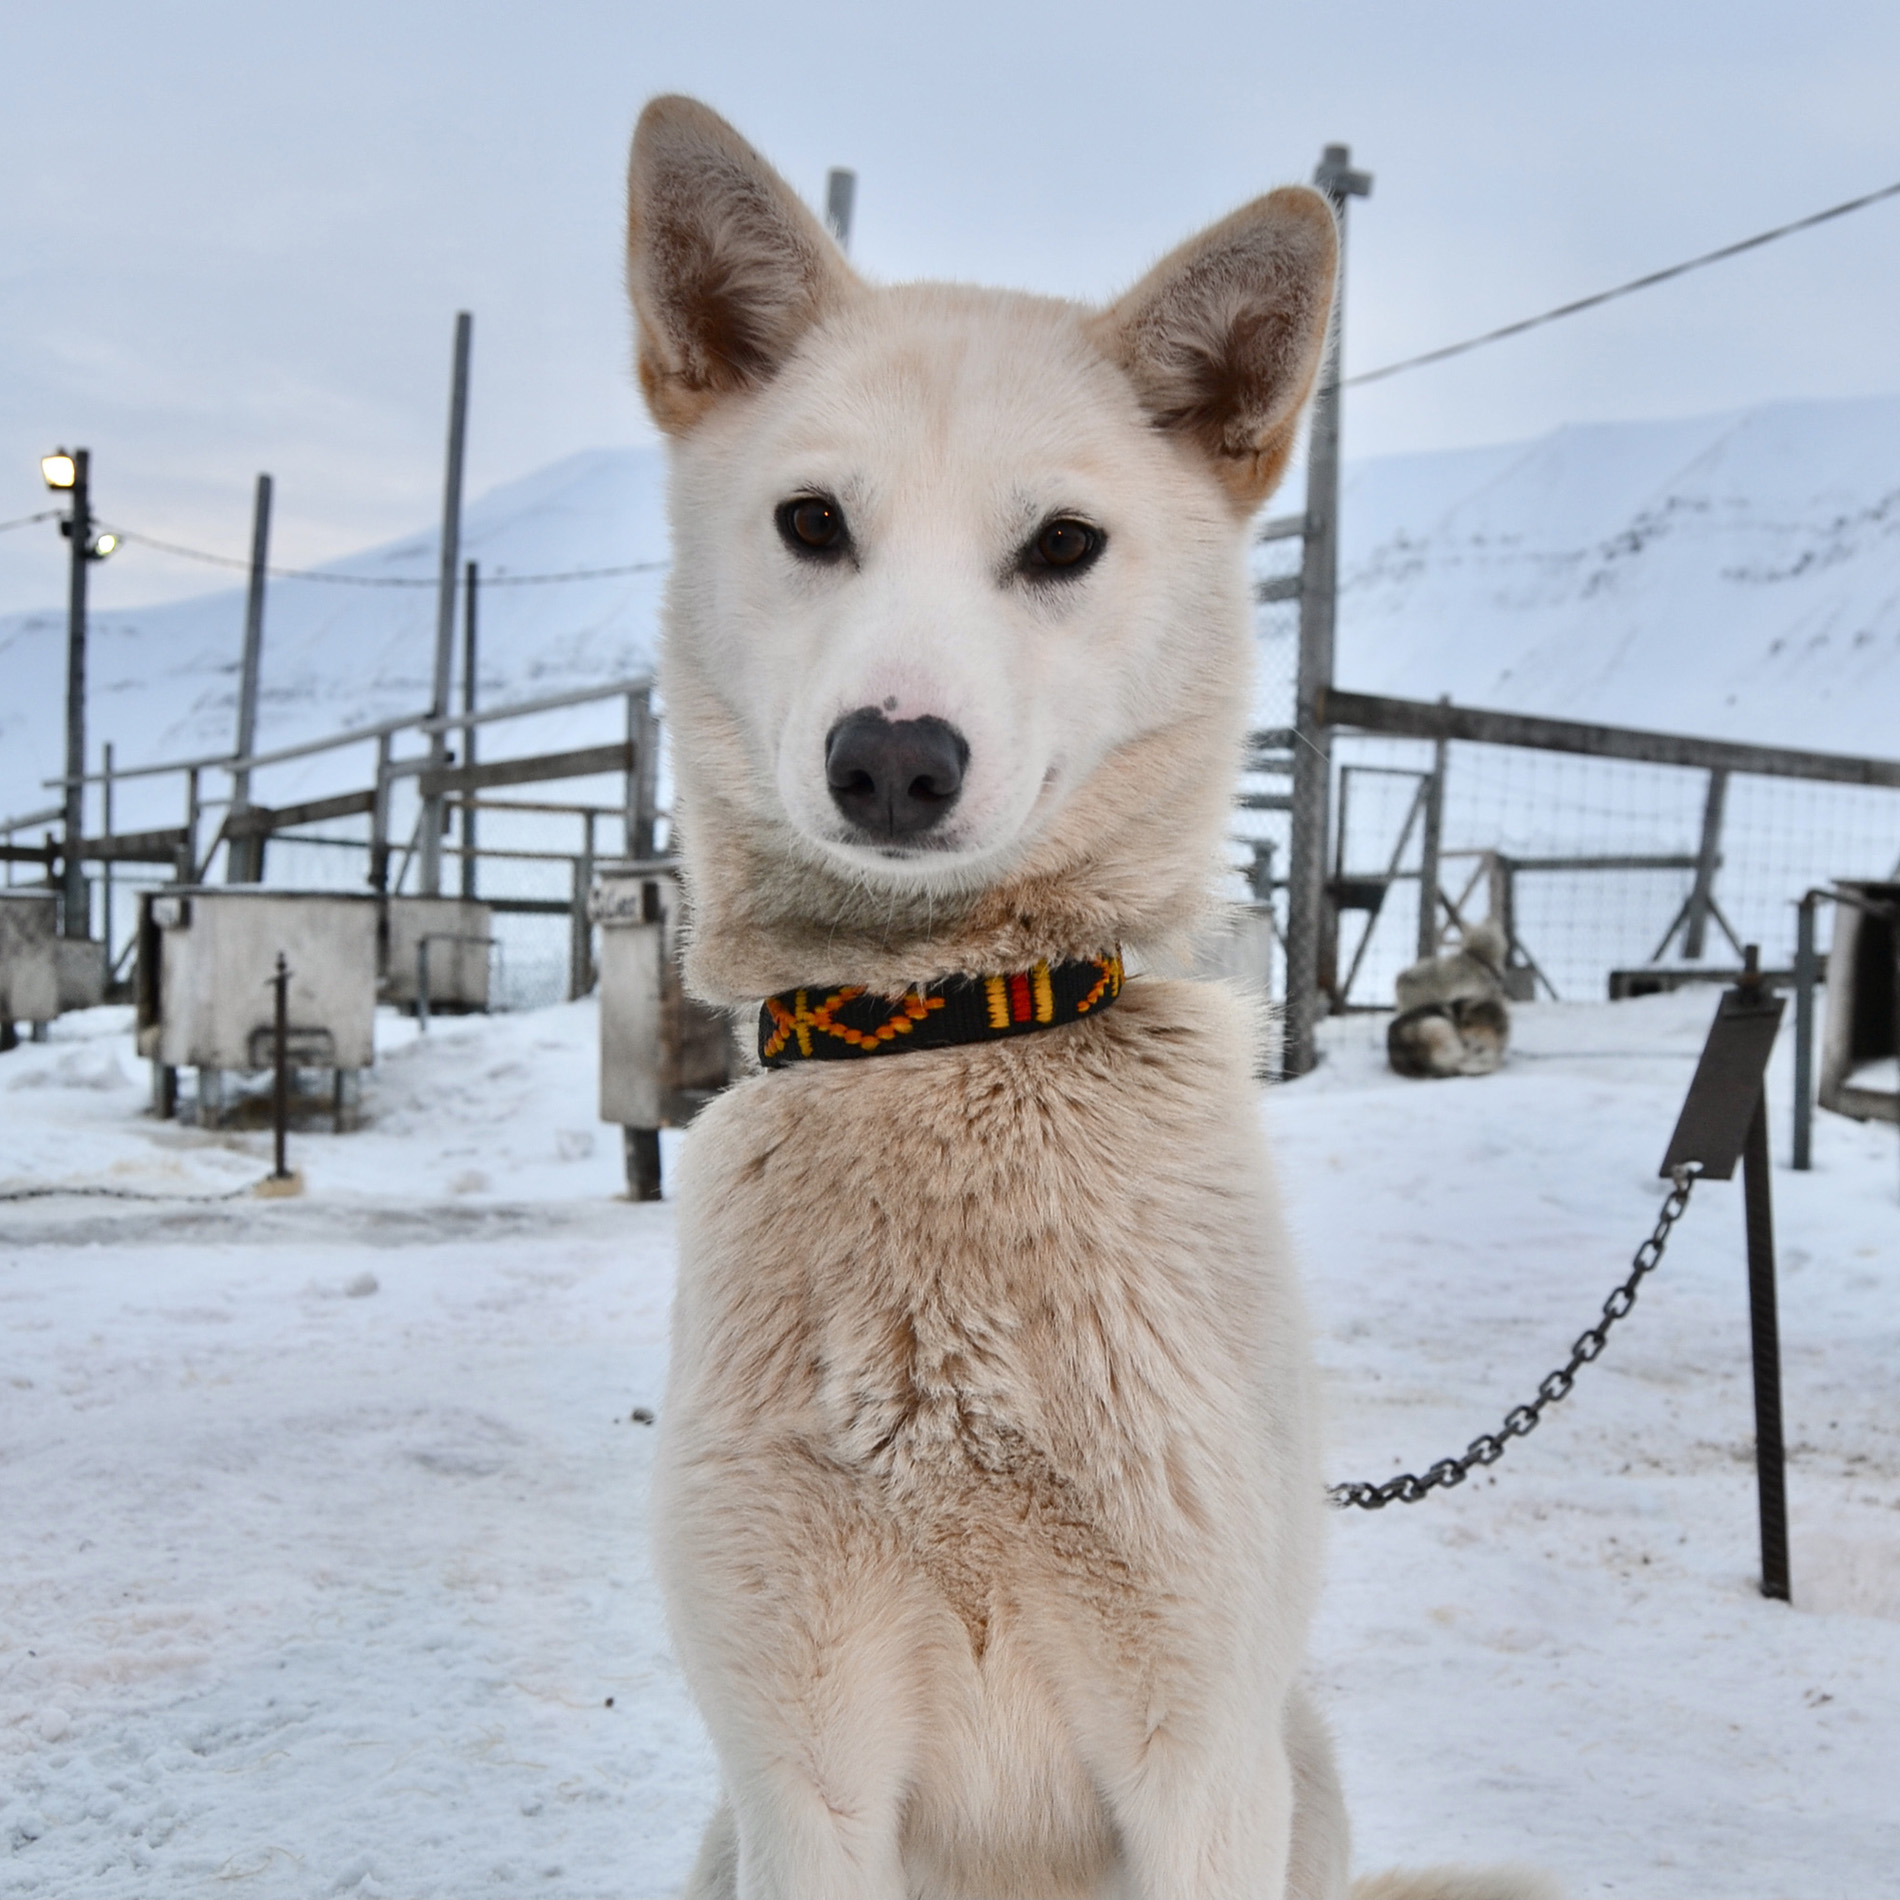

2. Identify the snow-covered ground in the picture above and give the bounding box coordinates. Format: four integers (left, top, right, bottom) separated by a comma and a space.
3, 989, 1897, 1898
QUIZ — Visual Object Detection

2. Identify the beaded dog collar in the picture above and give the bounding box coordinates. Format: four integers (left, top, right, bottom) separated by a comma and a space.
759, 952, 1124, 1068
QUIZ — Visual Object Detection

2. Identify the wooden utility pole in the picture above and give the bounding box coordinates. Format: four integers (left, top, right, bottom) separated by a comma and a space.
421, 312, 472, 896
228, 472, 273, 882
1284, 145, 1371, 1076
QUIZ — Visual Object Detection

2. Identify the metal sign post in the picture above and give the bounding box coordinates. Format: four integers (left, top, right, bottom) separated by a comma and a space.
1659, 945, 1790, 1600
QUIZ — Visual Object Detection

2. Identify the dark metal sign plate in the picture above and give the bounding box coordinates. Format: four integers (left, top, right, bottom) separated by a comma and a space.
1660, 987, 1786, 1181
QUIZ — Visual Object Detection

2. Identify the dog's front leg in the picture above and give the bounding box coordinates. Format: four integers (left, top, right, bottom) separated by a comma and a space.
660, 1465, 921, 1900
1109, 1716, 1297, 1900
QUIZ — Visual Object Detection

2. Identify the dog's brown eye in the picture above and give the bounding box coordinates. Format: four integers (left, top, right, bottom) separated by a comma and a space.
1025, 517, 1102, 577
777, 496, 848, 557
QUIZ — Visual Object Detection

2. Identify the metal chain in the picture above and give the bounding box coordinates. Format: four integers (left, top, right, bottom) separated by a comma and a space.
1330, 1164, 1701, 1510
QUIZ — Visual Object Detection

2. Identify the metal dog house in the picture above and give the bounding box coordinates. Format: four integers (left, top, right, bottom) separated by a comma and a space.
137, 888, 377, 1128
594, 862, 732, 1200
1818, 880, 1899, 1126
0, 892, 60, 1044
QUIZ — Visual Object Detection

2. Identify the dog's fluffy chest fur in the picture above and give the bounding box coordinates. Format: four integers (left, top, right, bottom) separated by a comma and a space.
655, 980, 1325, 1893
659, 979, 1320, 1655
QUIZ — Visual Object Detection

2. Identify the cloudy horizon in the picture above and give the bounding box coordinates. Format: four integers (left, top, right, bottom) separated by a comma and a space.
5, 0, 1898, 614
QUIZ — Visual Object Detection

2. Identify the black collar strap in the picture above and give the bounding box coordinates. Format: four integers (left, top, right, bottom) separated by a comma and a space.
760, 952, 1124, 1068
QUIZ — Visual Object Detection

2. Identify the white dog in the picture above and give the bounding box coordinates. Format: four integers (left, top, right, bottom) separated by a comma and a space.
629, 96, 1555, 1900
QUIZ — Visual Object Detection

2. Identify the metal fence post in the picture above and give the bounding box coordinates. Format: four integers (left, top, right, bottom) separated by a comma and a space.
421, 312, 472, 897
626, 688, 659, 861
1682, 766, 1729, 959
227, 472, 272, 883
460, 559, 479, 900
1743, 1086, 1791, 1601
570, 816, 597, 1001
369, 733, 393, 893
1284, 143, 1371, 1077
1416, 715, 1447, 960
825, 168, 857, 253
101, 741, 115, 973
1792, 891, 1818, 1170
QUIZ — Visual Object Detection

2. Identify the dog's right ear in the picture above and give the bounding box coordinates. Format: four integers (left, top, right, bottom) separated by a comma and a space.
627, 96, 856, 434
1094, 189, 1338, 513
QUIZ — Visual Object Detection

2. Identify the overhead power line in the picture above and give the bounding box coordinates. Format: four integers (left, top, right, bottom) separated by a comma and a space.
1345, 177, 1900, 388
98, 525, 668, 587
0, 509, 63, 535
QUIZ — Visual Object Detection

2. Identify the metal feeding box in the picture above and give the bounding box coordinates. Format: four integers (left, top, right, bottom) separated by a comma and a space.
0, 892, 60, 1033
1819, 880, 1899, 1126
136, 888, 377, 1126
593, 863, 732, 1199
383, 896, 493, 1013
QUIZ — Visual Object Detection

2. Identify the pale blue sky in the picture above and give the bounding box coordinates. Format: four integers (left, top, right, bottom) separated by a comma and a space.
4, 0, 1898, 610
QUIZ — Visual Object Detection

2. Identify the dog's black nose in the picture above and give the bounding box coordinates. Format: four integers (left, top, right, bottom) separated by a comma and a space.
825, 709, 968, 840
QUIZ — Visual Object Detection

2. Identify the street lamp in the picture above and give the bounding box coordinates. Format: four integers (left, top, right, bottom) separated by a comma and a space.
42, 447, 96, 940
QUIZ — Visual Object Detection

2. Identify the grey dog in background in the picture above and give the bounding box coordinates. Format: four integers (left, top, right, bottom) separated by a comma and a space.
1387, 920, 1513, 1079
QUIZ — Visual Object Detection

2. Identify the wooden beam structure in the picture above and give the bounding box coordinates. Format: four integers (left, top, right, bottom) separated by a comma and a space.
1317, 687, 1900, 789
415, 741, 633, 801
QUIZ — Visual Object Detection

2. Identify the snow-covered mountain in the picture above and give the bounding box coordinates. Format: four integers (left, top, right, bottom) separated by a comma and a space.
4, 393, 1898, 836
0, 447, 671, 832
1329, 394, 1900, 755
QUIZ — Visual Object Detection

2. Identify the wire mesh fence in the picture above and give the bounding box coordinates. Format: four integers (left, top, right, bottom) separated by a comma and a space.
1322, 735, 1900, 1008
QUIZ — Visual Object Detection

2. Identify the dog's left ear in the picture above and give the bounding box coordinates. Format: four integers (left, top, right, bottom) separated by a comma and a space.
626, 95, 857, 434
1094, 189, 1338, 513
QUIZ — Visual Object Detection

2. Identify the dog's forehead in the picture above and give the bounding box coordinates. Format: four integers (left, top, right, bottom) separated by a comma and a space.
754, 283, 1156, 494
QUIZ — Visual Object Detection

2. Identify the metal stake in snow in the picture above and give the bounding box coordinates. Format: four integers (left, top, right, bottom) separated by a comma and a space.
263, 952, 299, 1194
1659, 943, 1789, 1600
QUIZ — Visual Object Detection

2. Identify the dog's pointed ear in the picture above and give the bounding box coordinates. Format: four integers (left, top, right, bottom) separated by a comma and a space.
1094, 189, 1338, 513
627, 96, 856, 433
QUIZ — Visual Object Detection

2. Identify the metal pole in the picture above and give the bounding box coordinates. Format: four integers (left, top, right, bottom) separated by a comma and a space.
825, 168, 857, 253
1682, 766, 1729, 960
570, 816, 596, 1001
421, 311, 472, 896
1284, 145, 1371, 1077
61, 448, 92, 940
1742, 1087, 1791, 1602
1416, 711, 1447, 961
460, 559, 478, 900
627, 687, 659, 860
1792, 892, 1817, 1170
270, 952, 291, 1183
228, 473, 273, 881
101, 741, 114, 974
625, 1127, 663, 1202
369, 732, 392, 893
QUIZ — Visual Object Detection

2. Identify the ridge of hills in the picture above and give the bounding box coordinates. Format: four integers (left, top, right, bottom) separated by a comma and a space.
4, 392, 1898, 834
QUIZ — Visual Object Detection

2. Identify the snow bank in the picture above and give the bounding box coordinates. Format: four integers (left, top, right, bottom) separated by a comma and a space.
2, 989, 1897, 1896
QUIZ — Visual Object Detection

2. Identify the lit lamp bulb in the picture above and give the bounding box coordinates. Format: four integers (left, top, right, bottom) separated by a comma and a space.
41, 452, 77, 491
90, 532, 119, 559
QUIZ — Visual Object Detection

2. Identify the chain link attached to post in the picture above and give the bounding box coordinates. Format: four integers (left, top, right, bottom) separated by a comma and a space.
1330, 1165, 1700, 1510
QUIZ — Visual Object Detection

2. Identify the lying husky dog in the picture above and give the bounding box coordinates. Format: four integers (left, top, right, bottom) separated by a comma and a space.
630, 96, 1553, 1900
1387, 921, 1512, 1080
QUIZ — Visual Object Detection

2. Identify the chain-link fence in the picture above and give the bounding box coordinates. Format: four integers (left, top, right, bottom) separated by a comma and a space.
1304, 732, 1900, 1010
